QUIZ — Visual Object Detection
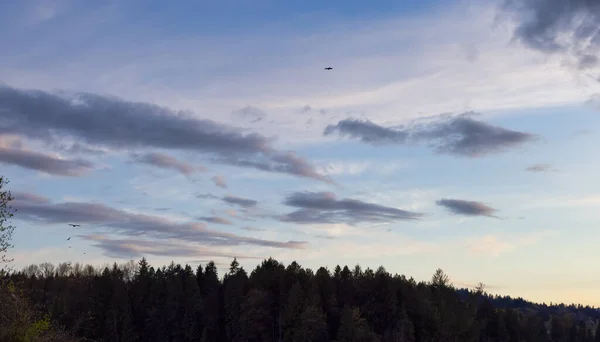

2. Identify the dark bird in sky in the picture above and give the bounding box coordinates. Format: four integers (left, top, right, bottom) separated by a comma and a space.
324, 67, 333, 70
69, 224, 81, 227
67, 237, 71, 241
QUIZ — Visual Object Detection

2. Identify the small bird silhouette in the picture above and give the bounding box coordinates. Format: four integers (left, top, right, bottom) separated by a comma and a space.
69, 224, 81, 227
66, 237, 71, 241
324, 67, 333, 70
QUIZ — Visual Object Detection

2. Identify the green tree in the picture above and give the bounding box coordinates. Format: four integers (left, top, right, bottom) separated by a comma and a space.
336, 306, 377, 342
0, 176, 15, 269
430, 268, 451, 288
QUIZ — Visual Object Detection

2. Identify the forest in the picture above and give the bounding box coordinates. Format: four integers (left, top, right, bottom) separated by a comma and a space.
1, 257, 600, 342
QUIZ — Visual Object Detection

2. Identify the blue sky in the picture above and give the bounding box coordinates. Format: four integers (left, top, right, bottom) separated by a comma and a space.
2, 0, 600, 306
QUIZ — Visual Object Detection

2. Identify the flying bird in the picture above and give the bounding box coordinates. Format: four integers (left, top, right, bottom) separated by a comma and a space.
69, 224, 81, 227
324, 67, 333, 70
67, 237, 71, 241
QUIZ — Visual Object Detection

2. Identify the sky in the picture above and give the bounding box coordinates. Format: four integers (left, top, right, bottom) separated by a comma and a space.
1, 0, 600, 306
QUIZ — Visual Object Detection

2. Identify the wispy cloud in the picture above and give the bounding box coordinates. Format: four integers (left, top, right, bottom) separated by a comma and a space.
0, 84, 332, 183
0, 136, 94, 176
241, 226, 266, 232
211, 175, 228, 188
279, 191, 424, 225
11, 192, 306, 250
501, 0, 600, 71
465, 231, 555, 257
10, 191, 51, 204
197, 216, 234, 225
436, 198, 499, 218
525, 164, 554, 172
325, 113, 536, 157
231, 106, 267, 122
222, 195, 258, 208
130, 151, 203, 176
85, 235, 260, 259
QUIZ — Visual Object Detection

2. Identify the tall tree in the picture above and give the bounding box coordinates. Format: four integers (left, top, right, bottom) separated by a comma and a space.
0, 176, 15, 269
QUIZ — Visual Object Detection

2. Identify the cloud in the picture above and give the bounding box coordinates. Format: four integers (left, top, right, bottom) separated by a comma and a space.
241, 226, 266, 232
0, 84, 331, 183
301, 105, 312, 113
212, 175, 228, 188
436, 198, 499, 218
231, 106, 267, 122
279, 191, 424, 225
130, 151, 203, 176
10, 191, 50, 204
465, 231, 555, 257
11, 193, 306, 250
219, 151, 336, 185
198, 216, 234, 225
502, 0, 600, 70
324, 118, 408, 144
196, 193, 219, 199
222, 195, 258, 208
324, 113, 536, 157
85, 235, 261, 259
0, 144, 94, 176
525, 163, 553, 172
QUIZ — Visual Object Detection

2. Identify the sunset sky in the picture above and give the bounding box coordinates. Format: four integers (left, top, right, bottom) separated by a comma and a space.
2, 0, 600, 306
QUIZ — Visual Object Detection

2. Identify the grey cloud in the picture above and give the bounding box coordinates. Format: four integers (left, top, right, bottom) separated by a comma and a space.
585, 93, 600, 110
12, 194, 306, 249
316, 235, 336, 240
231, 106, 267, 121
198, 216, 233, 225
85, 235, 259, 259
241, 226, 266, 232
436, 198, 499, 218
212, 175, 228, 188
131, 151, 201, 176
0, 84, 330, 183
10, 191, 50, 204
196, 193, 219, 200
525, 163, 553, 172
279, 191, 424, 225
324, 113, 535, 157
0, 146, 94, 176
219, 151, 336, 185
301, 105, 312, 113
222, 195, 258, 208
502, 0, 600, 70
55, 142, 107, 157
324, 119, 408, 144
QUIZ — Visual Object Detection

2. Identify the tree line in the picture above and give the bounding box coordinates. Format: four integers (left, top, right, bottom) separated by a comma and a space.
2, 257, 600, 342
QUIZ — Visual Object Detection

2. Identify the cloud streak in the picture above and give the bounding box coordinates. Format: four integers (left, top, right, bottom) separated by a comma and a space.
279, 191, 424, 225
436, 198, 499, 218
324, 113, 536, 157
198, 216, 234, 225
0, 84, 332, 183
0, 145, 94, 176
85, 235, 262, 259
525, 164, 554, 172
131, 151, 202, 176
11, 192, 306, 250
222, 195, 258, 208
